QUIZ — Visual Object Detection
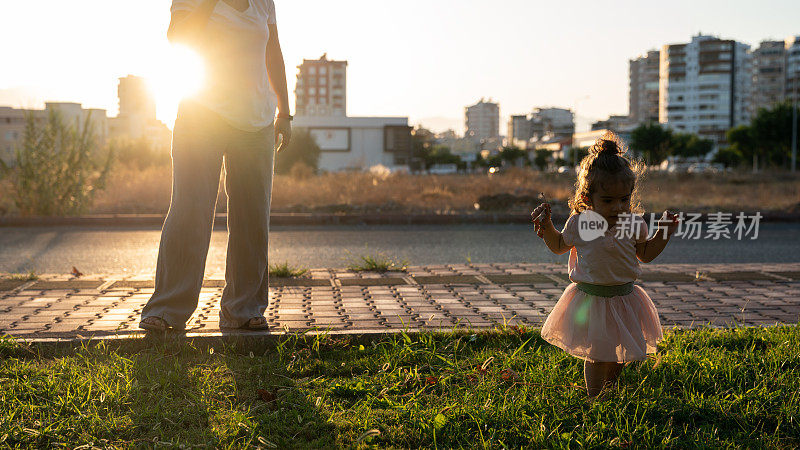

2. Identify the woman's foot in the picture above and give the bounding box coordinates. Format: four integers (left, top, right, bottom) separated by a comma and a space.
241, 316, 269, 330
139, 316, 170, 332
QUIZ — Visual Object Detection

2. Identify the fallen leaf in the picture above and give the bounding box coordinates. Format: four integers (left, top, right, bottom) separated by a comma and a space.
257, 389, 276, 402
425, 376, 438, 386
500, 368, 519, 382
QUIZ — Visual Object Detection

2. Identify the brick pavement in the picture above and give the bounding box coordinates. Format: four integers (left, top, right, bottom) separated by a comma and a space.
1, 262, 798, 341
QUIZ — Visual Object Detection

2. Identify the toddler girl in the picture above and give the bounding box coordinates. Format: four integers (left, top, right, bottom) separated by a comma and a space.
531, 133, 678, 397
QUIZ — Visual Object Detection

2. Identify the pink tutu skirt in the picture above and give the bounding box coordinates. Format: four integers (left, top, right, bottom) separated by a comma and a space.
541, 283, 662, 363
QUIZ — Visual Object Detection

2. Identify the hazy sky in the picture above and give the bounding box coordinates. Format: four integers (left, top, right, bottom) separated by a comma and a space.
1, 0, 798, 133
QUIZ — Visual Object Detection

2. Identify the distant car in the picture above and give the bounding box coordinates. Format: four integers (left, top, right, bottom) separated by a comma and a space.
557, 166, 574, 174
488, 166, 503, 175
687, 162, 719, 174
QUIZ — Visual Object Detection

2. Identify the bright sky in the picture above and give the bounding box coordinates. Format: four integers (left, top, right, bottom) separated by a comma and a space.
1, 0, 798, 133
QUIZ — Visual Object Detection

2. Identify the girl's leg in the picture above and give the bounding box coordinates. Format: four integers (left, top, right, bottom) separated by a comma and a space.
584, 361, 606, 397
584, 361, 625, 397
140, 103, 225, 329
218, 124, 275, 328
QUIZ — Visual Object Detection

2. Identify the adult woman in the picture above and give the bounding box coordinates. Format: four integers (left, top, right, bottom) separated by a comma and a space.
139, 0, 291, 331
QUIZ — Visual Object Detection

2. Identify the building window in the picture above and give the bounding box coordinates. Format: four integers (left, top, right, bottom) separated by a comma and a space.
309, 87, 316, 95
320, 67, 327, 75
309, 67, 316, 75
320, 77, 326, 86
320, 87, 326, 95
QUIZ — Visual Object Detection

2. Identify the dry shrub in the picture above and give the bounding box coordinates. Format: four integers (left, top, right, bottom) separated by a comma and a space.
27, 166, 796, 216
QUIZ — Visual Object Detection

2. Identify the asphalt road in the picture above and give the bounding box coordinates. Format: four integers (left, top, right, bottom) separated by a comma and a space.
1, 223, 798, 275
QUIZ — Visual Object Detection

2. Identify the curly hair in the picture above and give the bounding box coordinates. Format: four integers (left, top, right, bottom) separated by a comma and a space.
567, 132, 646, 215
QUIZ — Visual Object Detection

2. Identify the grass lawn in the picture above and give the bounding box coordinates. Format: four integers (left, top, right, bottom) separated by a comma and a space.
1, 325, 798, 448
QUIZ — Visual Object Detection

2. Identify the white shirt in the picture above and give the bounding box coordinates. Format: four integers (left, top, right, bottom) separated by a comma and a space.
561, 213, 649, 285
171, 0, 277, 131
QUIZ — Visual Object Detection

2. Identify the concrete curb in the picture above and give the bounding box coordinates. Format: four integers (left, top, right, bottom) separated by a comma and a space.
3, 211, 800, 227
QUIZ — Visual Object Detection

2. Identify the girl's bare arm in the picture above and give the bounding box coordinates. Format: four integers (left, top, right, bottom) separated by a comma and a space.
532, 203, 572, 255
636, 211, 679, 263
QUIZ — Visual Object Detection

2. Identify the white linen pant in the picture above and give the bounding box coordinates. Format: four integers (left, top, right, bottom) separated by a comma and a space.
141, 100, 275, 329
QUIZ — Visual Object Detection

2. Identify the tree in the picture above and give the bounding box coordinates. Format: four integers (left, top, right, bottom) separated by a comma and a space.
725, 102, 800, 170
274, 129, 321, 175
499, 146, 527, 166
712, 147, 743, 168
111, 136, 170, 169
726, 125, 759, 169
423, 145, 462, 169
533, 148, 552, 171
630, 122, 672, 165
670, 132, 713, 158
750, 101, 799, 168
0, 109, 114, 216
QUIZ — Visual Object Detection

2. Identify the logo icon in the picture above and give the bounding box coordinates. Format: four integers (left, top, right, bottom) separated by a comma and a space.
577, 210, 608, 241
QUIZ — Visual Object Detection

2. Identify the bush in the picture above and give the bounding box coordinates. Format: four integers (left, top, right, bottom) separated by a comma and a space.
0, 110, 114, 216
712, 147, 744, 168
275, 129, 321, 175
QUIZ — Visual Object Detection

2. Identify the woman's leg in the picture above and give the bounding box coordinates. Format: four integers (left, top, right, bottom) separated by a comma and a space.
218, 124, 275, 328
140, 104, 225, 329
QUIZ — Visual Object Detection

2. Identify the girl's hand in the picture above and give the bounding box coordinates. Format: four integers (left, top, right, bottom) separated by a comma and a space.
531, 203, 552, 238
656, 210, 680, 237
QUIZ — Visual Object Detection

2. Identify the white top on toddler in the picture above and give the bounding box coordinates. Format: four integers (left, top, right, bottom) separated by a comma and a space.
561, 213, 649, 285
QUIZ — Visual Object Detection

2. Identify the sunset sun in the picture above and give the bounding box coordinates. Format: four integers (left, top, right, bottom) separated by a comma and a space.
144, 44, 205, 125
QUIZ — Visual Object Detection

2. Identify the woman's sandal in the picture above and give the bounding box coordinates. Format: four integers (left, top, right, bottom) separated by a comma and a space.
139, 316, 171, 332
240, 316, 269, 330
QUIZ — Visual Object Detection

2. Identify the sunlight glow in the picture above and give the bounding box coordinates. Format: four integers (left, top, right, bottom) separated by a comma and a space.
144, 44, 205, 128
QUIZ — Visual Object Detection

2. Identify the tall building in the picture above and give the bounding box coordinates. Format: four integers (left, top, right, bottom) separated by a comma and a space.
529, 107, 574, 140
507, 115, 531, 148
659, 34, 752, 144
629, 50, 660, 124
787, 36, 800, 104
108, 75, 171, 151
752, 40, 786, 114
506, 107, 574, 149
117, 75, 156, 121
465, 99, 499, 143
295, 54, 347, 117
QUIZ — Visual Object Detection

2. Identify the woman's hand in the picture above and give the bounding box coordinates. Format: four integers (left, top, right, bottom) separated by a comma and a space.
531, 202, 552, 238
274, 117, 291, 152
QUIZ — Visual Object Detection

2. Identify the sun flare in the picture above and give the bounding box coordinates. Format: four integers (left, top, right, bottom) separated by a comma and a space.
144, 44, 205, 128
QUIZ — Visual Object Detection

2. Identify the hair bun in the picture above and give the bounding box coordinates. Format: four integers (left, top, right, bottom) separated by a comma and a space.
588, 133, 626, 157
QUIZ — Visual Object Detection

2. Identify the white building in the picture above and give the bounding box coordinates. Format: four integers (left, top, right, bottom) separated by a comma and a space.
295, 54, 347, 117
294, 115, 411, 171
0, 103, 108, 165
787, 36, 800, 104
659, 34, 752, 144
465, 99, 499, 143
629, 50, 660, 125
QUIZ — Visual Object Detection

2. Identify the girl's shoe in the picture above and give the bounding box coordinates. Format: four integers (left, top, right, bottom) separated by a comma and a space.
139, 316, 171, 332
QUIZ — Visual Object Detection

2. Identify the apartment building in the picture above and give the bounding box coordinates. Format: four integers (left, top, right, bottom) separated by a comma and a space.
295, 54, 347, 117
752, 40, 786, 113
629, 50, 660, 124
465, 99, 500, 143
659, 34, 752, 144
